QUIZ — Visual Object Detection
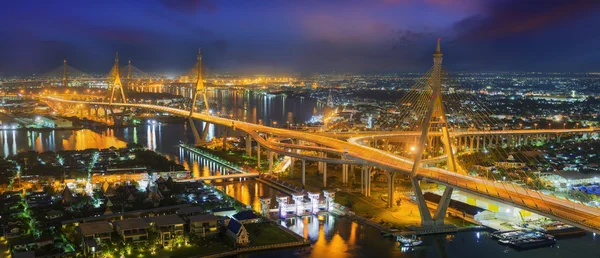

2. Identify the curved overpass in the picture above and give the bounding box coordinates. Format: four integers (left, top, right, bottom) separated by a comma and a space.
43, 96, 600, 234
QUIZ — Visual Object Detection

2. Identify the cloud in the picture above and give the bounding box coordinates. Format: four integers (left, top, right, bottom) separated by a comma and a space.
453, 0, 600, 40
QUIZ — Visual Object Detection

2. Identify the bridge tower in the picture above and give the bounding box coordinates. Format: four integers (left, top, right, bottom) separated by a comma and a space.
188, 49, 211, 145
127, 60, 132, 90
409, 39, 459, 230
62, 59, 68, 87
109, 52, 127, 105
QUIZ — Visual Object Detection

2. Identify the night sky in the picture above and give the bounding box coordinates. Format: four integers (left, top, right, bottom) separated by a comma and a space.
1, 0, 600, 75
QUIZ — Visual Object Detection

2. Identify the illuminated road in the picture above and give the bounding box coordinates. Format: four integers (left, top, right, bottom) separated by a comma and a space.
44, 96, 600, 233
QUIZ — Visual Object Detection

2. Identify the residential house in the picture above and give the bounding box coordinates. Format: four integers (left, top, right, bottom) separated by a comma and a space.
226, 219, 249, 246
149, 214, 185, 247
231, 210, 259, 224
176, 206, 205, 221
77, 221, 113, 256
114, 218, 150, 243
188, 214, 220, 238
45, 210, 64, 220
212, 207, 236, 217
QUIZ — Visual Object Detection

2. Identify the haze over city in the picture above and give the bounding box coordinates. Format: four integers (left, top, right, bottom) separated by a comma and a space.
1, 1, 600, 258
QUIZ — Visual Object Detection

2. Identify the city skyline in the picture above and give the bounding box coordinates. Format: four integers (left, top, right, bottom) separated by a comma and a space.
2, 0, 600, 75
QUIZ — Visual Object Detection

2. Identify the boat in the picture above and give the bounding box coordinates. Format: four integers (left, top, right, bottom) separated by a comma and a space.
511, 234, 556, 250
397, 234, 422, 247
542, 223, 585, 237
491, 230, 520, 239
492, 230, 530, 244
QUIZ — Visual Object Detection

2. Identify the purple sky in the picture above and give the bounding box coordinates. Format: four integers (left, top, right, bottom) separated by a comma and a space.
1, 0, 599, 75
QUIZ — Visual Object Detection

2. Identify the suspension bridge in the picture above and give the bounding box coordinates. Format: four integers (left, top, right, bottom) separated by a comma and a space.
35, 41, 600, 234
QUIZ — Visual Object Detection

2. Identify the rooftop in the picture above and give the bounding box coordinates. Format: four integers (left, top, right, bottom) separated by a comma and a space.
78, 221, 113, 235
227, 219, 243, 234
232, 210, 258, 221
114, 218, 150, 231
212, 207, 236, 213
188, 214, 220, 223
149, 214, 185, 226
176, 206, 205, 215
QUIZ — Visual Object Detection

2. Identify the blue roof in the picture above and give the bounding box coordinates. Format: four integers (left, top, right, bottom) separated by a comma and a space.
227, 219, 243, 234
232, 210, 258, 221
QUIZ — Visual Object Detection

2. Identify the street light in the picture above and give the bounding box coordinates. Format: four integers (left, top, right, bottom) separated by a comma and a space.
548, 123, 551, 129
534, 123, 538, 130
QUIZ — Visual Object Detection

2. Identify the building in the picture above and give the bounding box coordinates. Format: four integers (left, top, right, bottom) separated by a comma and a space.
176, 206, 205, 220
114, 218, 150, 243
35, 116, 73, 128
149, 214, 185, 247
77, 221, 113, 256
212, 207, 236, 217
231, 210, 259, 224
188, 214, 220, 238
226, 219, 249, 246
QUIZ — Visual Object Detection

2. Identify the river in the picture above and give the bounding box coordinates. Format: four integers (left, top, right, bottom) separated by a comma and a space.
2, 92, 600, 257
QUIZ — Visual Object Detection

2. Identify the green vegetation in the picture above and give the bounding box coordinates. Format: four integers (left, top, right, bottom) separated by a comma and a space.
245, 223, 298, 246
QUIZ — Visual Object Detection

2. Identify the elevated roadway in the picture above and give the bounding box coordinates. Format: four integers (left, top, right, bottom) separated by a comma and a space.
43, 96, 600, 234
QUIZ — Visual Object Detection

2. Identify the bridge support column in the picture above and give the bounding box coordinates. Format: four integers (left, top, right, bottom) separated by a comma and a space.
350, 165, 355, 184
342, 164, 348, 185
411, 178, 434, 226
387, 172, 396, 208
189, 118, 203, 145
245, 134, 252, 157
362, 165, 371, 197
201, 122, 210, 143
433, 187, 453, 225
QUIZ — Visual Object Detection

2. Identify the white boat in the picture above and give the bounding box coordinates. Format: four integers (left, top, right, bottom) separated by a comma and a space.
397, 234, 422, 247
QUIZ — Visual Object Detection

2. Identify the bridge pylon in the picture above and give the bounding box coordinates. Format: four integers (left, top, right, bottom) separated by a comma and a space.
109, 52, 127, 105
188, 49, 211, 145
409, 39, 459, 230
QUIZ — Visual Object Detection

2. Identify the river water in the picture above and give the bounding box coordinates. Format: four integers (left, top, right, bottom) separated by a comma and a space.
2, 92, 600, 257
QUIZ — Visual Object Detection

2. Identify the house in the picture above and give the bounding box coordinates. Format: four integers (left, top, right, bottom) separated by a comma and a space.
61, 186, 74, 204
5, 225, 24, 238
9, 238, 30, 252
176, 206, 205, 220
149, 214, 185, 247
77, 221, 113, 256
231, 210, 259, 224
188, 214, 220, 238
212, 207, 236, 217
114, 218, 150, 243
45, 210, 64, 220
226, 219, 249, 246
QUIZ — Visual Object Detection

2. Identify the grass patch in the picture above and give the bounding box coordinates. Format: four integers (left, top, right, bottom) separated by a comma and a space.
115, 242, 233, 258
245, 223, 299, 246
